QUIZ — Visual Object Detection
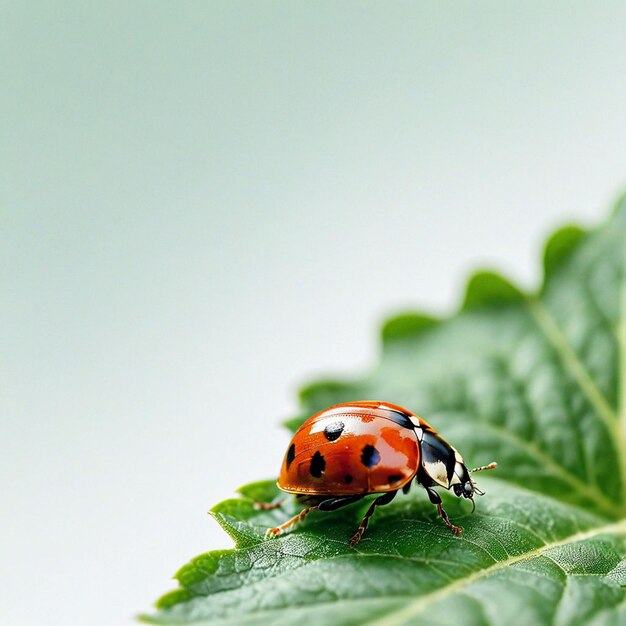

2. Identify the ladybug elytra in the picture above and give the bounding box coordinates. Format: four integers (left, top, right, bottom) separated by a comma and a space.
260, 401, 496, 546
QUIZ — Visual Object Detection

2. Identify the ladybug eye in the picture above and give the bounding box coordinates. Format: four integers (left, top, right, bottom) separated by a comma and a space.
464, 482, 473, 493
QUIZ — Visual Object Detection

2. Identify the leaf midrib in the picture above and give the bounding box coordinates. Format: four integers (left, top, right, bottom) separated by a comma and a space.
528, 296, 626, 511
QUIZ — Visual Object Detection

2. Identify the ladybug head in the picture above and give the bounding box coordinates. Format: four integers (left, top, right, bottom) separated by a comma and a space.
453, 462, 497, 511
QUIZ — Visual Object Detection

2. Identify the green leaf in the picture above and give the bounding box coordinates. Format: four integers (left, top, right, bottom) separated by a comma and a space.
143, 200, 626, 626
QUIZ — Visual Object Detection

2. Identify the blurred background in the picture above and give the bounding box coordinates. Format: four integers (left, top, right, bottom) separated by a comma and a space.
2, 3, 626, 625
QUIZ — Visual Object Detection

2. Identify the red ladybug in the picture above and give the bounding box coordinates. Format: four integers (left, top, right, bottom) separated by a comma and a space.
260, 401, 496, 546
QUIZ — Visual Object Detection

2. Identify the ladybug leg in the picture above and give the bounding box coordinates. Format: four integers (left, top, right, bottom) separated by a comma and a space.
435, 502, 462, 536
349, 490, 397, 548
402, 479, 412, 495
265, 495, 364, 539
265, 505, 319, 538
425, 487, 462, 535
253, 500, 284, 511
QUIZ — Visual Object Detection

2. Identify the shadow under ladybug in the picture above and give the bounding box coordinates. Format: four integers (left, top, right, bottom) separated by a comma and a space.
256, 401, 496, 547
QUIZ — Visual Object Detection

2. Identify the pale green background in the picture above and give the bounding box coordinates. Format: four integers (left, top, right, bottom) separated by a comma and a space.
2, 3, 626, 626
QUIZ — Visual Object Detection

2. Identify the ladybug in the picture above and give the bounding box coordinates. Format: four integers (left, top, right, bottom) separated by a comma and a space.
259, 401, 496, 546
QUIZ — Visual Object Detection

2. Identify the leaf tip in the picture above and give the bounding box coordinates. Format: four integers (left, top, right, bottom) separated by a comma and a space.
381, 312, 440, 343
153, 588, 196, 610
542, 224, 587, 285
461, 270, 524, 311
209, 510, 263, 547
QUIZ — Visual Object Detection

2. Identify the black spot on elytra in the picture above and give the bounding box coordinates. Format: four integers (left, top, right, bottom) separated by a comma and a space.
310, 451, 326, 477
361, 444, 381, 468
286, 444, 296, 469
344, 474, 353, 484
323, 421, 344, 442
388, 474, 404, 484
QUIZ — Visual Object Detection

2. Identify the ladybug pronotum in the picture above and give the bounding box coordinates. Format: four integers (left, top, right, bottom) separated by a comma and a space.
259, 401, 496, 546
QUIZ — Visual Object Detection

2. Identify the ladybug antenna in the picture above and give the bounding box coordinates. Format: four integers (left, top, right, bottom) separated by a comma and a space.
472, 485, 485, 496
469, 462, 497, 474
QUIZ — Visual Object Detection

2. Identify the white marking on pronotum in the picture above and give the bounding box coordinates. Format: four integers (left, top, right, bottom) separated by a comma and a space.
423, 459, 448, 486
450, 462, 466, 486
408, 416, 424, 440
